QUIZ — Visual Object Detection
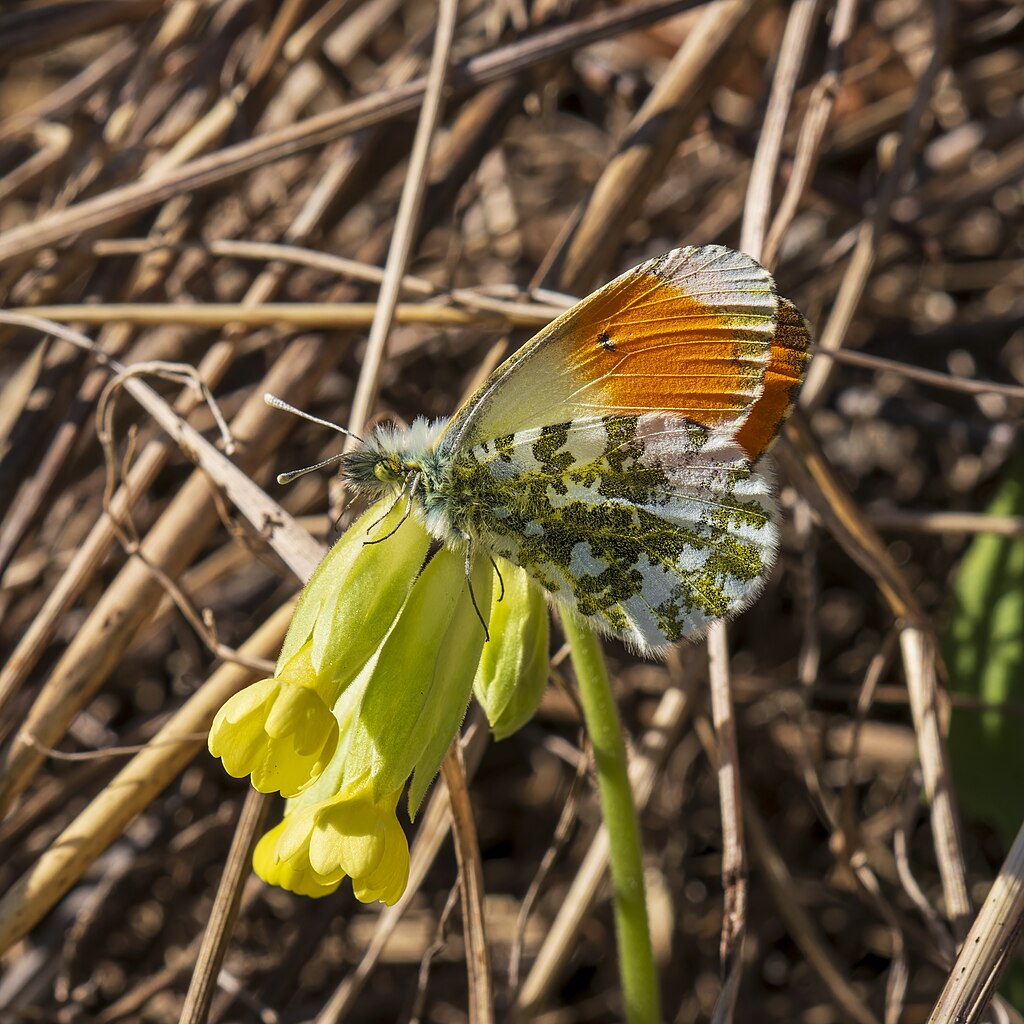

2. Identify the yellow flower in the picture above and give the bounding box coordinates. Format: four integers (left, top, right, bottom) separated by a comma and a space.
254, 779, 409, 905
208, 498, 430, 799
208, 497, 548, 907
252, 820, 341, 898
208, 644, 339, 797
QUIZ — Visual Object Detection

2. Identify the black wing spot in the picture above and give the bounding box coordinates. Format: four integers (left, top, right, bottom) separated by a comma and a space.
598, 331, 616, 351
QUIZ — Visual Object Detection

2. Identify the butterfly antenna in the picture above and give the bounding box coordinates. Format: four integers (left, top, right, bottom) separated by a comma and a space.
276, 453, 347, 485
263, 393, 364, 443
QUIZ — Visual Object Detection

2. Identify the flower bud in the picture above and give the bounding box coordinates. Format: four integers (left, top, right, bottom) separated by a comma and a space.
474, 560, 549, 740
277, 499, 432, 690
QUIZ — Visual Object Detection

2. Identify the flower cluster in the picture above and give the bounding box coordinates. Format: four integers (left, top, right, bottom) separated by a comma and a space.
209, 499, 549, 904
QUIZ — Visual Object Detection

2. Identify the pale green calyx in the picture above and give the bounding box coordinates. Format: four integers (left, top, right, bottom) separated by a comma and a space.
339, 545, 494, 818
276, 499, 432, 691
474, 559, 550, 740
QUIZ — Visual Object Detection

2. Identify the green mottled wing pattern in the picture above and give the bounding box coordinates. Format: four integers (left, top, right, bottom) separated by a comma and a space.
443, 414, 777, 653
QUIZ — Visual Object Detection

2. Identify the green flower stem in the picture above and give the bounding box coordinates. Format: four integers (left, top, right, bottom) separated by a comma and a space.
561, 612, 660, 1024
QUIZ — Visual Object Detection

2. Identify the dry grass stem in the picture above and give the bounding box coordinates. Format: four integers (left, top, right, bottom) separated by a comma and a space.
800, 0, 954, 408
346, 0, 461, 443
178, 788, 271, 1024
706, 622, 747, 1024
0, 0, 704, 267
928, 818, 1024, 1023
440, 745, 494, 1024
9, 302, 545, 329
739, 0, 820, 258
762, 0, 858, 266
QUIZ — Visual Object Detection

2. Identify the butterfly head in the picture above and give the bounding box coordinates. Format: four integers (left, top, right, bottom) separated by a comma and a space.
340, 417, 447, 500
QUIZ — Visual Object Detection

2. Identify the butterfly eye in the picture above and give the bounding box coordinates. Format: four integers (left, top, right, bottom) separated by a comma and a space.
373, 457, 405, 483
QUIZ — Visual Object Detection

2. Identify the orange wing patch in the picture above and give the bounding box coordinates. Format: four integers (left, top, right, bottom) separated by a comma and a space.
443, 245, 808, 458
567, 268, 774, 428
733, 298, 810, 461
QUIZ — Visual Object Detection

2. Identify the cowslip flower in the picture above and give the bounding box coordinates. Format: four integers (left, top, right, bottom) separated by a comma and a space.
208, 642, 339, 798
253, 776, 408, 904
211, 497, 550, 904
208, 499, 430, 797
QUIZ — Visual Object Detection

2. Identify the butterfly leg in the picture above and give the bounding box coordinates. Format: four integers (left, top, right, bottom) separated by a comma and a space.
463, 532, 491, 642
363, 472, 419, 545
488, 555, 505, 603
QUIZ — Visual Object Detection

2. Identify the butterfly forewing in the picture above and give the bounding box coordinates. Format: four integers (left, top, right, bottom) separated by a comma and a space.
439, 246, 781, 458
735, 297, 811, 460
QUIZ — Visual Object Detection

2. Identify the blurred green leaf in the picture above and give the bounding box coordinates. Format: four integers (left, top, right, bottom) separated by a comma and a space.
946, 458, 1024, 1008
947, 459, 1024, 841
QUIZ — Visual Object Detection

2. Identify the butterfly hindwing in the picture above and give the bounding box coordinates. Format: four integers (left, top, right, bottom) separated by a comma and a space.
445, 414, 778, 652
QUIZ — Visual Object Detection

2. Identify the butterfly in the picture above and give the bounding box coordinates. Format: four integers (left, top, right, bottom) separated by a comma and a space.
334, 245, 810, 654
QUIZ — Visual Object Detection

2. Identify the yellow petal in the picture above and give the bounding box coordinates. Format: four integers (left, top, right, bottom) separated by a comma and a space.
262, 683, 335, 754
208, 677, 338, 797
208, 681, 278, 779
253, 822, 340, 898
308, 796, 382, 878
274, 804, 320, 864
258, 785, 410, 904
354, 819, 410, 906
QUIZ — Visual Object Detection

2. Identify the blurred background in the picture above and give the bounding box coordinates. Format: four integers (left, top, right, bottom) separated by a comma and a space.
0, 0, 1022, 1021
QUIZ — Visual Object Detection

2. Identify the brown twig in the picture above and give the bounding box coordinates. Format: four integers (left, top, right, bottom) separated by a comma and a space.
178, 788, 271, 1024
440, 745, 494, 1024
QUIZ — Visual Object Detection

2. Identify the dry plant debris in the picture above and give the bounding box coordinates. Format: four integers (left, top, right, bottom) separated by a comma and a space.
1, 1, 1023, 1022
